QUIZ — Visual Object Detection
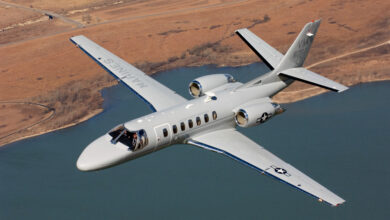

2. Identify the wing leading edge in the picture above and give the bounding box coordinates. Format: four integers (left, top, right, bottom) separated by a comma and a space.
70, 35, 187, 112
188, 129, 345, 206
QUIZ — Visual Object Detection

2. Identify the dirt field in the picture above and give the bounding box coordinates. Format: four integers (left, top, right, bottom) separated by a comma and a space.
0, 102, 52, 137
0, 6, 39, 27
0, 0, 389, 146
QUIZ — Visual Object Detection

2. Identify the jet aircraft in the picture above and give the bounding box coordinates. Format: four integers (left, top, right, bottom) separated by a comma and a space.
71, 20, 347, 206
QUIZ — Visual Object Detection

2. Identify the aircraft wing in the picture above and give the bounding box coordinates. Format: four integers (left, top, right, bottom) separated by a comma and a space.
70, 35, 187, 112
236, 28, 284, 70
187, 129, 345, 206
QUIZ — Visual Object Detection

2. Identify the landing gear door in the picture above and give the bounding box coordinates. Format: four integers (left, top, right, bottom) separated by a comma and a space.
154, 124, 171, 146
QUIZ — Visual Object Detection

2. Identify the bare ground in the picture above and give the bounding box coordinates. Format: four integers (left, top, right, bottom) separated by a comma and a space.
0, 0, 389, 146
0, 102, 51, 137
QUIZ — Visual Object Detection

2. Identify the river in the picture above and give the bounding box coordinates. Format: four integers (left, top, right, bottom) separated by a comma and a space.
1, 63, 389, 219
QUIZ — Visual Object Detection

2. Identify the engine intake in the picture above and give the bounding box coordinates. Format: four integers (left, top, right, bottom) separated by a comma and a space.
189, 74, 235, 97
235, 102, 284, 128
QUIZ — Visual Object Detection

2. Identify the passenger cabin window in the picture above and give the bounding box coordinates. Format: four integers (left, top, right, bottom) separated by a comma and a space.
188, 119, 193, 128
173, 125, 177, 134
212, 111, 217, 120
204, 114, 209, 123
196, 117, 201, 126
180, 122, 185, 131
163, 128, 168, 137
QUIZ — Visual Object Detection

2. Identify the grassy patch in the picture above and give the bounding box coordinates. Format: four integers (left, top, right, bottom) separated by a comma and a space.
29, 74, 114, 128
157, 29, 186, 36
247, 14, 270, 29
209, 25, 221, 30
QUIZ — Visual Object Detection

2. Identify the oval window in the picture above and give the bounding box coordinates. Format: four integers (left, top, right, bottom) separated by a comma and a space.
196, 117, 201, 126
204, 114, 209, 123
163, 128, 168, 137
212, 111, 217, 120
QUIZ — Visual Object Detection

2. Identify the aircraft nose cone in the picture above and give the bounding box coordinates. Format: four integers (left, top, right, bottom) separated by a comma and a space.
76, 155, 94, 171
76, 134, 131, 171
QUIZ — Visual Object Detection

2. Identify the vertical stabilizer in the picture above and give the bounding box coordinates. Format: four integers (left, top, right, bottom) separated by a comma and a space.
276, 19, 321, 71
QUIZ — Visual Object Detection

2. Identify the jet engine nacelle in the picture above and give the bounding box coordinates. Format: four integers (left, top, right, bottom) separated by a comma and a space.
235, 102, 284, 128
189, 74, 235, 97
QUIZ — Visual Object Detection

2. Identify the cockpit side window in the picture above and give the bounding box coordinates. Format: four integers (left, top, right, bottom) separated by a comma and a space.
108, 125, 148, 151
108, 124, 126, 140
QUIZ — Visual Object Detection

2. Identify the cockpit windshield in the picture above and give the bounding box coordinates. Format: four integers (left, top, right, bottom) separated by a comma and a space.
108, 124, 148, 151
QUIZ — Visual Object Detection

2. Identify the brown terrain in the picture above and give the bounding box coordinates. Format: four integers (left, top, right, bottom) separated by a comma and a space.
0, 0, 389, 146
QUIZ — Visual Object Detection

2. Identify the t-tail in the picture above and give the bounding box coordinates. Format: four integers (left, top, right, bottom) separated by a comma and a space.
236, 19, 348, 92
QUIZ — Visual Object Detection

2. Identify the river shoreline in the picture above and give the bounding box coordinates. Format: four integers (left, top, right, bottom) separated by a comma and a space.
1, 63, 388, 148
0, 109, 103, 148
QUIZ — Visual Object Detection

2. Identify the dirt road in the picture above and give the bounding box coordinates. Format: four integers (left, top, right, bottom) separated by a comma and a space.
0, 0, 83, 27
307, 40, 390, 69
0, 101, 55, 141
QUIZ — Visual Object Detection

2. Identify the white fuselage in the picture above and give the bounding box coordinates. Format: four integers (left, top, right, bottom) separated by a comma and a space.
76, 79, 288, 171
71, 21, 348, 206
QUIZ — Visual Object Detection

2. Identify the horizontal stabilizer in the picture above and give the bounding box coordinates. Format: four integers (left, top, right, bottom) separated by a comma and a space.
279, 68, 348, 92
236, 28, 284, 70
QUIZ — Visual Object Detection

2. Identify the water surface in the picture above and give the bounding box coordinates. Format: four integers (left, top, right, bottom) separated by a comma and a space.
1, 63, 389, 219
